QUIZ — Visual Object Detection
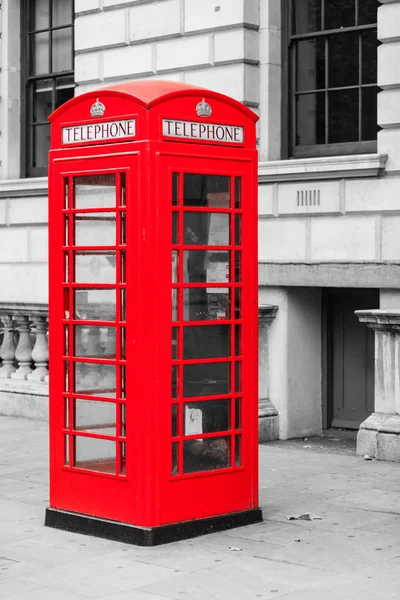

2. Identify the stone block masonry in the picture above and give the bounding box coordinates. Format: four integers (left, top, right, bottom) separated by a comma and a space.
74, 0, 260, 108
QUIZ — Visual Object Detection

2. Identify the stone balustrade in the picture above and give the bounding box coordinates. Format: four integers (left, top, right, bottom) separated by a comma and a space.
0, 303, 281, 432
0, 303, 49, 383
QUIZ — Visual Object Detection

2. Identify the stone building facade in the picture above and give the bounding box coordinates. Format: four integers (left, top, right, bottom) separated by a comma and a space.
0, 0, 400, 459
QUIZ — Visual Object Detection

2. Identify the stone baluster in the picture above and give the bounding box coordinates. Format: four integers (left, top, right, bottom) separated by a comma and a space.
0, 315, 17, 378
28, 314, 49, 381
11, 315, 33, 379
258, 305, 279, 442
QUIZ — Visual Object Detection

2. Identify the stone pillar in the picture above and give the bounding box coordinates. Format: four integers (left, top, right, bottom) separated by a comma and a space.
355, 309, 400, 461
258, 305, 279, 442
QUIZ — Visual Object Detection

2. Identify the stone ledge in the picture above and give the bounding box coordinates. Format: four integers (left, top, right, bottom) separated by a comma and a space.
355, 309, 400, 330
259, 261, 400, 288
0, 177, 48, 199
258, 154, 387, 183
0, 378, 48, 397
0, 390, 48, 420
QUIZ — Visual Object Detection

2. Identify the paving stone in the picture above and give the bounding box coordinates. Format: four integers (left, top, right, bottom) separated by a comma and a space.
2, 416, 400, 598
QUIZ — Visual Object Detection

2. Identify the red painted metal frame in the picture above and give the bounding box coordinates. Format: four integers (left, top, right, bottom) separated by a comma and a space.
48, 81, 259, 529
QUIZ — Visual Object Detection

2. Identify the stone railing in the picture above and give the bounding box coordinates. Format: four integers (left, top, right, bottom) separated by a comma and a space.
0, 303, 49, 419
0, 303, 48, 381
0, 302, 281, 433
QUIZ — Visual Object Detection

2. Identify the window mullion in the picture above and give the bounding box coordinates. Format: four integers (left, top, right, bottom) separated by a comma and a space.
358, 32, 362, 142
325, 37, 329, 145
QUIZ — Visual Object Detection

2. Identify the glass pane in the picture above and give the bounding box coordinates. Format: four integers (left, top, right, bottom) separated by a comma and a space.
296, 93, 325, 146
64, 398, 69, 428
172, 289, 178, 321
235, 361, 242, 393
52, 28, 73, 72
172, 327, 178, 359
362, 30, 377, 85
64, 325, 69, 355
74, 213, 116, 247
64, 216, 69, 246
121, 404, 126, 437
64, 362, 69, 392
120, 212, 126, 245
120, 173, 126, 207
184, 400, 230, 434
362, 87, 378, 141
172, 404, 178, 437
235, 252, 241, 283
120, 365, 126, 399
32, 0, 49, 29
235, 398, 242, 429
120, 442, 126, 476
32, 124, 50, 170
74, 175, 116, 209
359, 0, 377, 25
172, 212, 178, 244
172, 366, 178, 399
183, 436, 230, 473
184, 174, 230, 208
183, 362, 230, 397
120, 289, 126, 321
120, 251, 126, 284
183, 325, 230, 359
172, 250, 178, 283
172, 173, 179, 206
53, 0, 73, 27
296, 39, 325, 92
56, 76, 75, 110
293, 0, 321, 34
325, 0, 355, 30
235, 288, 241, 319
235, 435, 242, 467
74, 289, 116, 321
328, 89, 359, 143
172, 442, 178, 475
328, 33, 358, 88
30, 32, 49, 75
120, 327, 126, 359
74, 363, 116, 398
75, 399, 116, 436
184, 213, 229, 246
235, 178, 241, 209
235, 325, 242, 356
184, 250, 230, 283
64, 435, 70, 466
74, 251, 116, 284
184, 288, 230, 321
64, 178, 69, 209
33, 79, 52, 123
235, 215, 241, 246
74, 326, 116, 359
74, 437, 116, 474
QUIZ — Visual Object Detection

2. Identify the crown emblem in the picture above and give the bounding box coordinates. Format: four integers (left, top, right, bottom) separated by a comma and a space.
90, 98, 106, 118
196, 98, 212, 118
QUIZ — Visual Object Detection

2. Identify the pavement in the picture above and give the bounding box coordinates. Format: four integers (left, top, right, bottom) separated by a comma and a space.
1, 417, 400, 599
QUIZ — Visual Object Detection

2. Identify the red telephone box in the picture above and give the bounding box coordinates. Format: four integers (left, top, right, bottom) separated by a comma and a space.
45, 80, 261, 545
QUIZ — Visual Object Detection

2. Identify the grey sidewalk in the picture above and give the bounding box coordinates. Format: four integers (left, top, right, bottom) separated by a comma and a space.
1, 416, 400, 599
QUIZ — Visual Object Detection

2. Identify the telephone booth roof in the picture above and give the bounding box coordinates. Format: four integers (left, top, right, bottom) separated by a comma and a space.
49, 80, 258, 150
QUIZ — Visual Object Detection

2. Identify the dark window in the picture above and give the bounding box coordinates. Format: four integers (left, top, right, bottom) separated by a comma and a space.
22, 0, 75, 177
288, 0, 378, 158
